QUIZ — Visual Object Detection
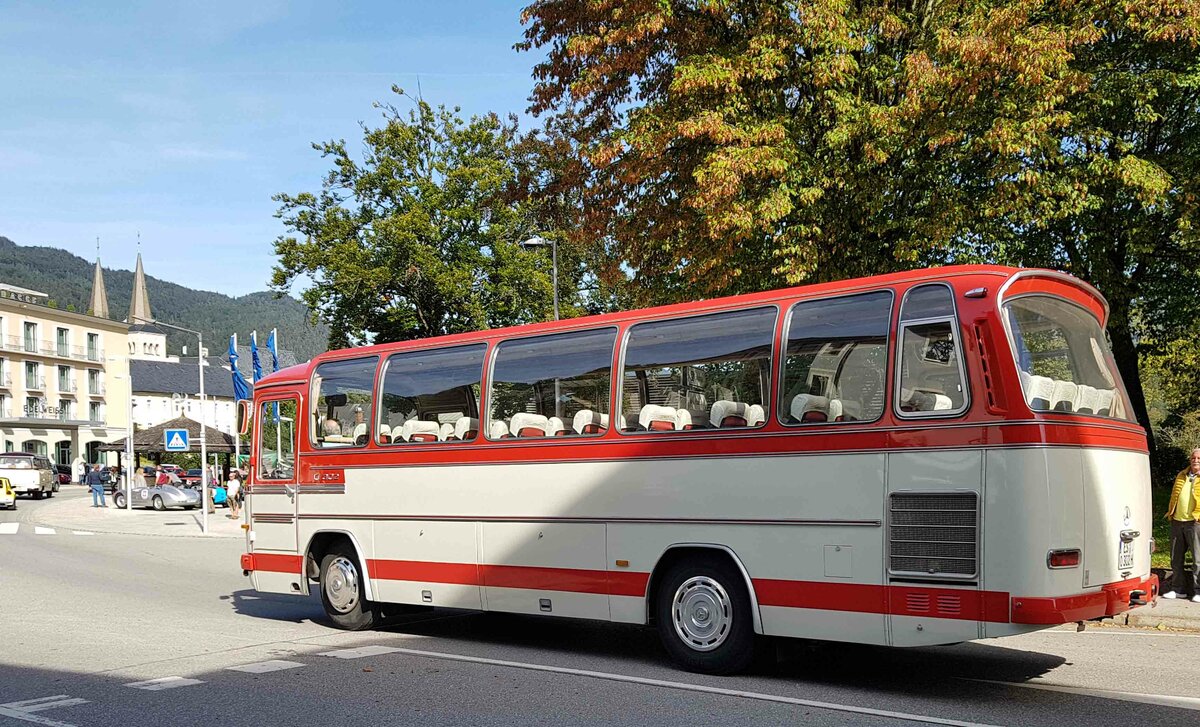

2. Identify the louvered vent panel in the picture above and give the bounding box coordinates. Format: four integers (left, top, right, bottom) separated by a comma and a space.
889, 492, 978, 578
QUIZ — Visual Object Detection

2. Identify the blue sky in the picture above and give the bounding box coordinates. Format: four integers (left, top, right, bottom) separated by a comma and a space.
0, 0, 541, 296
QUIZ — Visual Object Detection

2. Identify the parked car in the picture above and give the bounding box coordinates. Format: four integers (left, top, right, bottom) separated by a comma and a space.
54, 464, 72, 486
0, 453, 57, 499
0, 477, 15, 509
160, 464, 183, 475
181, 468, 202, 486
113, 482, 201, 511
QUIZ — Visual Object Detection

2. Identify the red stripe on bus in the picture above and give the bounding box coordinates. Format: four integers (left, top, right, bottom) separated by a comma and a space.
243, 553, 303, 573
1010, 574, 1158, 624
753, 579, 1011, 622
365, 559, 649, 597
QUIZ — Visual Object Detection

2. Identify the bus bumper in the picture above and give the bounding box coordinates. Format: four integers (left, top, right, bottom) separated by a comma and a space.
1010, 574, 1159, 624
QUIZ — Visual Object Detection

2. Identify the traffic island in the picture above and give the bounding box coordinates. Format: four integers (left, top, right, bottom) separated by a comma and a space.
30, 489, 244, 538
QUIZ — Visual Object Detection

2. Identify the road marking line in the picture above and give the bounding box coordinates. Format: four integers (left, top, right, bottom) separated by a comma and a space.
386, 647, 999, 726
1040, 628, 1200, 639
33, 526, 55, 535
227, 659, 305, 674
0, 523, 19, 534
0, 694, 87, 727
123, 676, 205, 691
318, 645, 402, 659
965, 679, 1200, 711
71, 531, 94, 536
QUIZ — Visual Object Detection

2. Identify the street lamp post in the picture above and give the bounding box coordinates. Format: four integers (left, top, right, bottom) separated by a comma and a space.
521, 235, 559, 321
132, 317, 210, 534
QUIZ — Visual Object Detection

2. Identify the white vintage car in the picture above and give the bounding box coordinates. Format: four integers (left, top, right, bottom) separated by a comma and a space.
0, 453, 57, 499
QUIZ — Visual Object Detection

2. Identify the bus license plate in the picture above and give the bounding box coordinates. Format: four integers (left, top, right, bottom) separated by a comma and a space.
1118, 539, 1134, 570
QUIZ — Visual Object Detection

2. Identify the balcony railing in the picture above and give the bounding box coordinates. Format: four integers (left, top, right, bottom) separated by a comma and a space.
88, 383, 105, 396
58, 380, 77, 393
0, 375, 10, 388
0, 337, 104, 364
25, 377, 46, 391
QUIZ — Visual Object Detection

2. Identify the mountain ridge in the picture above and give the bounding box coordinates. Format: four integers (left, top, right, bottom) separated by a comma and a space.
0, 236, 328, 362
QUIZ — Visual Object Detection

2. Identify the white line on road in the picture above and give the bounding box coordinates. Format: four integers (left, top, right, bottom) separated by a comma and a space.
0, 695, 87, 727
965, 679, 1200, 711
387, 646, 1000, 727
123, 676, 205, 691
71, 531, 94, 536
0, 523, 19, 534
318, 645, 402, 659
1040, 628, 1200, 639
227, 659, 305, 674
33, 527, 55, 535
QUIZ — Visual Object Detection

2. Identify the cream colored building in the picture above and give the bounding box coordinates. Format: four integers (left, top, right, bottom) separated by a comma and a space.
0, 283, 130, 465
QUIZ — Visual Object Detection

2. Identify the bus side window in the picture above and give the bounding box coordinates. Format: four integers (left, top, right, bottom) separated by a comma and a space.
259, 399, 297, 480
488, 328, 616, 439
896, 284, 968, 417
621, 307, 776, 432
780, 291, 892, 425
377, 344, 486, 444
310, 357, 378, 448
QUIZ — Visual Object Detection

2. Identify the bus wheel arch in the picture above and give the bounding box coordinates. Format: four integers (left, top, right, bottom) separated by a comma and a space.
304, 530, 376, 603
646, 544, 763, 636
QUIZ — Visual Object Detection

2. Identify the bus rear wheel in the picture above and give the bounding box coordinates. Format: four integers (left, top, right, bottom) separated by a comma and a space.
319, 547, 379, 631
654, 557, 755, 675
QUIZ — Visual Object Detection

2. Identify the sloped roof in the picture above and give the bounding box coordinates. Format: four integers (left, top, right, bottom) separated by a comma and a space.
98, 415, 236, 453
131, 358, 237, 398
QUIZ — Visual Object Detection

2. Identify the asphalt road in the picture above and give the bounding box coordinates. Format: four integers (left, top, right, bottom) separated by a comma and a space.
2, 487, 1198, 727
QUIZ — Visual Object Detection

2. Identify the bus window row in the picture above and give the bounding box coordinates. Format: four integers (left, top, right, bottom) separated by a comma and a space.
307, 284, 980, 449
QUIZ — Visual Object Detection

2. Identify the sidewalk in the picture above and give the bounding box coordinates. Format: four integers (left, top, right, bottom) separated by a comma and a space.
1120, 594, 1200, 631
32, 488, 245, 538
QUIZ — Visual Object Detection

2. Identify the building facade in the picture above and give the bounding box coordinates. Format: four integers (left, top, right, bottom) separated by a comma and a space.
0, 284, 130, 464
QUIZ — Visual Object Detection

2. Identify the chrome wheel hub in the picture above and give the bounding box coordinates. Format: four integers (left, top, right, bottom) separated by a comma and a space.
672, 576, 732, 652
324, 556, 360, 614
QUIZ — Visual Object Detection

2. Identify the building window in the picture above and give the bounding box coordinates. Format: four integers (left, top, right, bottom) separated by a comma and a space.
87, 369, 100, 395
25, 361, 40, 390
56, 327, 70, 357
0, 394, 7, 418
58, 366, 71, 392
87, 333, 100, 361
58, 399, 70, 421
0, 358, 6, 386
21, 440, 46, 456
23, 322, 36, 353
89, 401, 101, 422
25, 397, 40, 418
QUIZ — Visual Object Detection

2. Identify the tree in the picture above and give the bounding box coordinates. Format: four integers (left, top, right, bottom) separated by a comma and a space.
521, 0, 1200, 444
273, 89, 567, 347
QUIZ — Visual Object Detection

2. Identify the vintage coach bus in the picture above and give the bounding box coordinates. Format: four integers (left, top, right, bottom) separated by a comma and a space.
240, 265, 1157, 674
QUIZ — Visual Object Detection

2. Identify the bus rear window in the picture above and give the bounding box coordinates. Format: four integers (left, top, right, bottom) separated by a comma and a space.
1005, 296, 1131, 420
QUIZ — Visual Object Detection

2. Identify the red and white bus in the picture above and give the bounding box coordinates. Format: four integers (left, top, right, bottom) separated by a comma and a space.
240, 265, 1156, 674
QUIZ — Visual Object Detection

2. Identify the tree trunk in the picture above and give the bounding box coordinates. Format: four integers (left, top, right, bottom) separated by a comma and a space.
1108, 309, 1157, 464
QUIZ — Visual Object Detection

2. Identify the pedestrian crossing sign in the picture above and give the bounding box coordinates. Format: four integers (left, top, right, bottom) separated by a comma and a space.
164, 428, 190, 452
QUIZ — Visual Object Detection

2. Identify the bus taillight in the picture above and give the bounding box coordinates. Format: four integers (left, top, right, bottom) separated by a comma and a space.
1047, 549, 1082, 568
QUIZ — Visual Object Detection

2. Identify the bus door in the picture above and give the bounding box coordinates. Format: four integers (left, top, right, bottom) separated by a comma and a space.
248, 396, 302, 595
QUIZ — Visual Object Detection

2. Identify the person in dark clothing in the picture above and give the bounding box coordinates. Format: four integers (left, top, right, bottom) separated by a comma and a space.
86, 464, 106, 507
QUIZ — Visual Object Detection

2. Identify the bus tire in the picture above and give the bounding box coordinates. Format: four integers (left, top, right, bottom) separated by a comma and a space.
319, 547, 378, 631
654, 557, 755, 675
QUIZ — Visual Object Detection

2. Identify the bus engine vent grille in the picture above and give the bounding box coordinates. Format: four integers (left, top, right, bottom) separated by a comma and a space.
888, 492, 978, 579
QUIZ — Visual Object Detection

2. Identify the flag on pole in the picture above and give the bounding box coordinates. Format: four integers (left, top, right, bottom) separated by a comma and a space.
266, 328, 280, 372
229, 334, 252, 401
250, 331, 264, 383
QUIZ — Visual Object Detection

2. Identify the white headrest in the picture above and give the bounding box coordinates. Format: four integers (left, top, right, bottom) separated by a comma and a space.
489, 420, 510, 439
747, 404, 765, 426
572, 410, 609, 434
639, 404, 678, 430
439, 422, 455, 440
675, 409, 693, 429
1051, 380, 1078, 411
710, 400, 750, 428
400, 420, 440, 442
352, 422, 368, 438
1025, 375, 1054, 408
828, 399, 843, 420
378, 424, 392, 438
454, 416, 479, 440
1074, 385, 1099, 414
1094, 388, 1115, 415
510, 412, 550, 437
790, 394, 828, 422
547, 416, 566, 435
932, 394, 953, 411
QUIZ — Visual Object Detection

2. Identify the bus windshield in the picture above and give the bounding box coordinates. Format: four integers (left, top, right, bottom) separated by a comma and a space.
1004, 295, 1131, 420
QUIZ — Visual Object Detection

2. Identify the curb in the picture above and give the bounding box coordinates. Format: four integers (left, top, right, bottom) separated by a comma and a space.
29, 490, 243, 540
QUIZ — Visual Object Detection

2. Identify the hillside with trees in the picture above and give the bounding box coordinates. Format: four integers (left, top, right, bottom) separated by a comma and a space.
0, 236, 328, 362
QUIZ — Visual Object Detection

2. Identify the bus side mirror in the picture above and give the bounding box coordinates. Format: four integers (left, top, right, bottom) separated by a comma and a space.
237, 400, 253, 436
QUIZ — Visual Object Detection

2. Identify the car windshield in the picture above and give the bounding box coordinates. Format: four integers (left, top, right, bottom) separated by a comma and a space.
0, 457, 33, 469
1005, 295, 1132, 421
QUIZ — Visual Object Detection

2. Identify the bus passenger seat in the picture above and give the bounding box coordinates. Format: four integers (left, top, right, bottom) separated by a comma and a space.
439, 422, 456, 441
1051, 380, 1077, 412
639, 404, 679, 431
790, 394, 829, 423
454, 417, 479, 440
572, 410, 609, 435
548, 417, 569, 436
510, 413, 550, 437
400, 420, 440, 443
1074, 385, 1099, 415
828, 399, 843, 421
676, 409, 694, 430
932, 394, 953, 410
746, 404, 765, 427
709, 400, 750, 428
1095, 388, 1115, 417
378, 424, 392, 443
1023, 374, 1054, 410
489, 420, 512, 439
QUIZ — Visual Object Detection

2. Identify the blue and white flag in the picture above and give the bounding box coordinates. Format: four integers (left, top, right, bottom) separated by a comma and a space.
250, 331, 264, 383
229, 334, 252, 401
266, 328, 280, 372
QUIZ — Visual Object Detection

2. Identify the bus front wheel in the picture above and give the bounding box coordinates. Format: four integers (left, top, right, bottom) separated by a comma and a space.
654, 557, 755, 675
319, 547, 378, 631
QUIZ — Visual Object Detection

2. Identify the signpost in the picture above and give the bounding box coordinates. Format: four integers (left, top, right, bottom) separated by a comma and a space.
164, 428, 190, 452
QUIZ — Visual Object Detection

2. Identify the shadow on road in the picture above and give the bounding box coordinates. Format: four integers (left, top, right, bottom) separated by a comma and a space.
222, 588, 324, 623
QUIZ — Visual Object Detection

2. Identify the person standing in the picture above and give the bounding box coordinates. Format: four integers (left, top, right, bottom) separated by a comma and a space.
72, 455, 86, 485
225, 469, 242, 519
86, 464, 106, 507
1163, 448, 1200, 601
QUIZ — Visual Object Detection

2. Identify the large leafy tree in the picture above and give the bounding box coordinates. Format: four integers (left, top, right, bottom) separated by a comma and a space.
273, 89, 567, 347
521, 0, 1200, 444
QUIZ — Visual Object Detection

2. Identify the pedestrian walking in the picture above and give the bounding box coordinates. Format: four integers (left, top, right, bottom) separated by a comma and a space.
72, 455, 86, 485
226, 469, 242, 519
1163, 447, 1200, 602
86, 464, 106, 507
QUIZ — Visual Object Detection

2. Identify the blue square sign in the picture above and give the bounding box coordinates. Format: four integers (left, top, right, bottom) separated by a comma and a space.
164, 428, 190, 452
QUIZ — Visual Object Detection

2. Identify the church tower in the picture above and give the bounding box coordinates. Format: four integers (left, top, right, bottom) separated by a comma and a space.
89, 243, 109, 319
126, 249, 171, 360
129, 251, 152, 325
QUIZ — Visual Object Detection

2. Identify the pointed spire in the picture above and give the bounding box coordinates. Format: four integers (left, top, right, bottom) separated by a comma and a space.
130, 249, 152, 324
90, 237, 110, 319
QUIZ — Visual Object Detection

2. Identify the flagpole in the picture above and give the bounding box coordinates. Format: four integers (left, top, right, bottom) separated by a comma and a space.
233, 333, 241, 472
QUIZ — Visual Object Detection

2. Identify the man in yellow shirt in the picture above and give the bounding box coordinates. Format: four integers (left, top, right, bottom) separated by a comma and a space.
1164, 448, 1200, 601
